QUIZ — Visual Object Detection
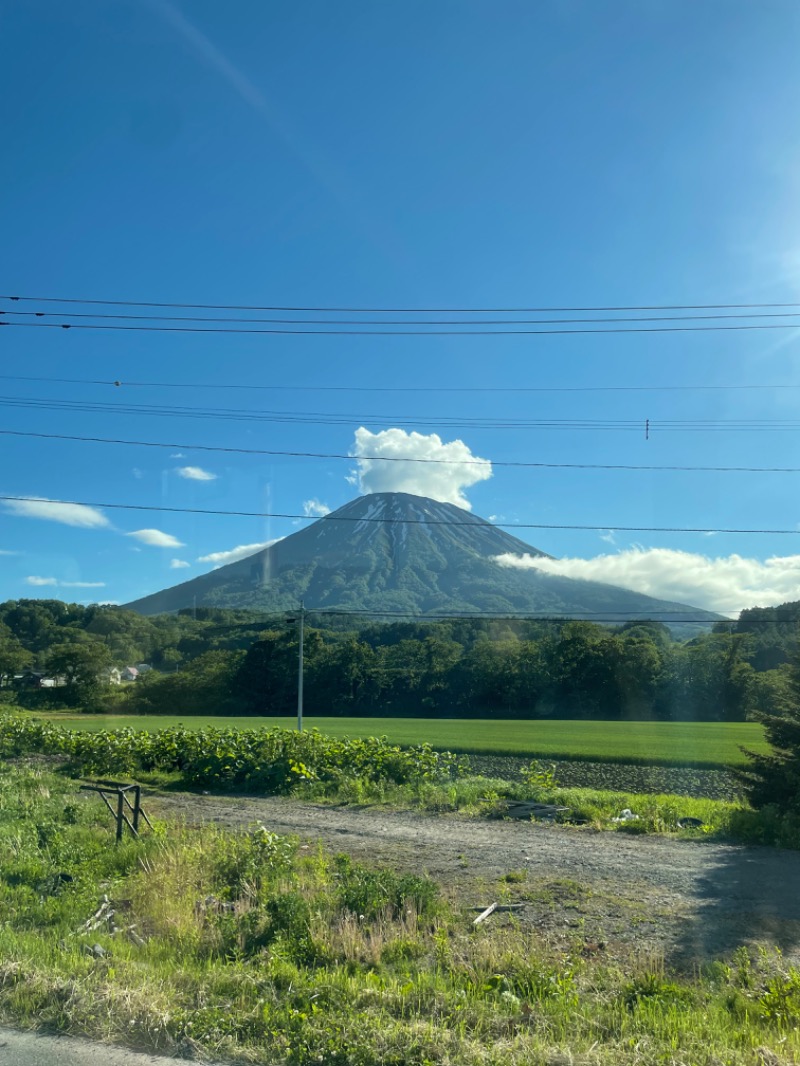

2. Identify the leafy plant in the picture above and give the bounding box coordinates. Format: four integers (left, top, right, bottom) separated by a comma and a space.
334, 855, 439, 919
522, 759, 559, 793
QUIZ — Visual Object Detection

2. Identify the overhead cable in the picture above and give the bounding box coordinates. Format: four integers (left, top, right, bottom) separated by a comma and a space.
2, 395, 800, 431
5, 293, 800, 313
4, 319, 800, 338
0, 493, 797, 534
4, 308, 800, 326
2, 373, 800, 394
3, 427, 800, 473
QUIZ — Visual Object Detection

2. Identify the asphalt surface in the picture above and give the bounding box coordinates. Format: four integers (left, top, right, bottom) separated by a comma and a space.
0, 1027, 218, 1066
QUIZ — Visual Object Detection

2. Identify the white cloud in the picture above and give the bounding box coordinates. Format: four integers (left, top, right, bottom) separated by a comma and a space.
127, 529, 185, 548
350, 427, 492, 510
599, 530, 617, 545
24, 576, 105, 589
170, 453, 186, 459
170, 558, 191, 569
176, 465, 217, 481
0, 549, 19, 556
493, 547, 800, 616
303, 498, 331, 518
132, 468, 144, 480
3, 496, 110, 528
197, 538, 282, 568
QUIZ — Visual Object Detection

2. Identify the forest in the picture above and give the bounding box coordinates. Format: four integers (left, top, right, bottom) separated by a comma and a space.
0, 598, 797, 721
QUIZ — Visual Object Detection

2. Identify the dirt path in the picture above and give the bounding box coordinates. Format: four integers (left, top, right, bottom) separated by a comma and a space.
150, 792, 800, 967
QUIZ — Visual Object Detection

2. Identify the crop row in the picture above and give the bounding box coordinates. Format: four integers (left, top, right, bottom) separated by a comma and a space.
0, 712, 466, 791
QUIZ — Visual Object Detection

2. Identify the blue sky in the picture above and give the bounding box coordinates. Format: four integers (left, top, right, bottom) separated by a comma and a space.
1, 0, 800, 614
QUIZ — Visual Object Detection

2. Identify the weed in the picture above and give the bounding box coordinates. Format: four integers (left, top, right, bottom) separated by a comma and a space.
758, 971, 800, 1027
622, 971, 692, 1010
502, 870, 527, 884
334, 855, 439, 920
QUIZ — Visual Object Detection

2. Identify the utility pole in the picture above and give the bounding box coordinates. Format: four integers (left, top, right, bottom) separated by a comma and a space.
297, 600, 305, 731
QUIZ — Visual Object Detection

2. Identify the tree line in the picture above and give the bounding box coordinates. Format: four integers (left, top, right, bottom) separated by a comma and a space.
2, 598, 795, 720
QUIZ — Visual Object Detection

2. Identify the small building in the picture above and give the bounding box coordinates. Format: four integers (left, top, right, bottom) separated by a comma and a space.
121, 666, 140, 682
135, 663, 153, 674
15, 671, 47, 689
100, 667, 122, 686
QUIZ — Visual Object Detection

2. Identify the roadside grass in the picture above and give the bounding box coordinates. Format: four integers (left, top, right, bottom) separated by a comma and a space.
4, 709, 797, 848
296, 774, 797, 846
1, 761, 799, 1066
27, 711, 768, 769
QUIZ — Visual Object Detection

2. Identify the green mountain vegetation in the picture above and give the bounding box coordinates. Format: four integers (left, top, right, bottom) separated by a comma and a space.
125, 492, 722, 624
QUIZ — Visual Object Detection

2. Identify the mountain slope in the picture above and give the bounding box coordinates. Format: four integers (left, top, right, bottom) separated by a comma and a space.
125, 492, 721, 622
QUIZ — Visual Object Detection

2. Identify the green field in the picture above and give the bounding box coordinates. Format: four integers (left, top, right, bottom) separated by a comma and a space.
35, 714, 767, 768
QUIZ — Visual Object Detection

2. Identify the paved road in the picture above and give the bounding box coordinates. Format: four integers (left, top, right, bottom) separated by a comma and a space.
0, 1027, 222, 1066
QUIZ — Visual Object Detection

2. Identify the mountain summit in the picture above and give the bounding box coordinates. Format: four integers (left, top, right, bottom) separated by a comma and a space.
125, 492, 719, 622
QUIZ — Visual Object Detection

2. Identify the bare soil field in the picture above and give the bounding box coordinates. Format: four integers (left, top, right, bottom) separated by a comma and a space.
150, 790, 800, 970
468, 754, 741, 799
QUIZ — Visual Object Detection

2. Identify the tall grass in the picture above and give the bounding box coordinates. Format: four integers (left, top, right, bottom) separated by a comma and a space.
1, 762, 799, 1065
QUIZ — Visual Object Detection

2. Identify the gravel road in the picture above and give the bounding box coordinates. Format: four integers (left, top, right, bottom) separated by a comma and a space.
150, 792, 800, 966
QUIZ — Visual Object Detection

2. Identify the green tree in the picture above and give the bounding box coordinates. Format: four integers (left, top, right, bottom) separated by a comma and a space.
740, 641, 800, 813
45, 641, 112, 707
0, 629, 32, 686
308, 638, 377, 713
129, 650, 244, 715
553, 623, 621, 718
615, 631, 665, 718
235, 630, 322, 714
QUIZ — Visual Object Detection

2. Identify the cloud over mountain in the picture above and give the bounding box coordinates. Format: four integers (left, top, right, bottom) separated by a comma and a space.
351, 428, 491, 510
303, 499, 331, 517
197, 538, 283, 568
494, 547, 800, 615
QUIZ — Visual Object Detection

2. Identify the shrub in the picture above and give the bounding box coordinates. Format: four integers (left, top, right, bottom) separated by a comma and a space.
334, 855, 439, 919
0, 712, 466, 795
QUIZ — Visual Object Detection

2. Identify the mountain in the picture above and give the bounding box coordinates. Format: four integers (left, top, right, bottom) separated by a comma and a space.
125, 492, 721, 623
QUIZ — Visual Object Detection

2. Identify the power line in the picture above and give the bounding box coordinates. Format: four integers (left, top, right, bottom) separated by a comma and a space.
208, 611, 724, 623
5, 308, 800, 326
4, 427, 800, 473
1, 493, 798, 534
5, 319, 800, 338
5, 293, 800, 313
191, 615, 729, 631
2, 373, 800, 395
167, 610, 800, 626
3, 395, 800, 431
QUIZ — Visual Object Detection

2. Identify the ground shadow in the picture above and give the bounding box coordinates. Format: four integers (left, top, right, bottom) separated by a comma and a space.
669, 841, 800, 967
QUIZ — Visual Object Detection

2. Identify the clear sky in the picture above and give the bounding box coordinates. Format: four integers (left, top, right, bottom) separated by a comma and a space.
1, 0, 800, 615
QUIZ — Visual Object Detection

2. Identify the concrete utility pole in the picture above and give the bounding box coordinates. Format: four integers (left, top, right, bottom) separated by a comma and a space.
297, 600, 305, 731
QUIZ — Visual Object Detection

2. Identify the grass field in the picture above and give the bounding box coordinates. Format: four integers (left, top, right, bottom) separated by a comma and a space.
34, 714, 767, 768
